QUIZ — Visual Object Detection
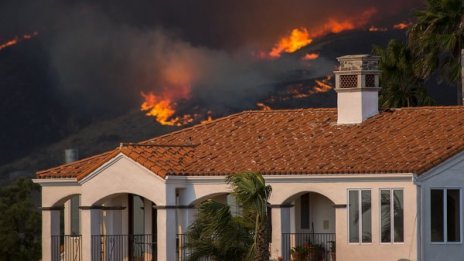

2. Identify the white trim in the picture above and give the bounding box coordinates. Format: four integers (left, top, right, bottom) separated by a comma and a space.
264, 173, 413, 183
32, 178, 79, 186
379, 188, 405, 244
416, 151, 464, 182
79, 153, 166, 185
347, 189, 372, 244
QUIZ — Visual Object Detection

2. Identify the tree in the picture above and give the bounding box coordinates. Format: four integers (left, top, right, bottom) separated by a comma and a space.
227, 173, 272, 261
0, 178, 41, 261
373, 40, 434, 108
186, 200, 253, 261
186, 172, 272, 261
408, 0, 464, 104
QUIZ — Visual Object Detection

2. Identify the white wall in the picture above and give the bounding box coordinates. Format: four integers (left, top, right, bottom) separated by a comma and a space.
417, 151, 464, 261
266, 175, 418, 261
36, 156, 419, 261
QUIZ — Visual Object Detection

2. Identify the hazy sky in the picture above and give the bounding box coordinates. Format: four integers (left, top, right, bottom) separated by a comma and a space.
0, 0, 422, 48
0, 0, 425, 115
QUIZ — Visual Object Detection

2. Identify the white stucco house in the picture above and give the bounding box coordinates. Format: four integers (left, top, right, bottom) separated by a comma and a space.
34, 55, 464, 261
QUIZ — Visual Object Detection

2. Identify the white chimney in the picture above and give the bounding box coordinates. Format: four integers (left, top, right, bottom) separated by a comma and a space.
334, 54, 381, 124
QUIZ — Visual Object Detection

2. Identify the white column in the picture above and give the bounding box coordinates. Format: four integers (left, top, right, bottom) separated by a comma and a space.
64, 200, 72, 235
270, 206, 291, 259
81, 208, 101, 261
157, 208, 177, 261
42, 209, 60, 261
144, 199, 153, 260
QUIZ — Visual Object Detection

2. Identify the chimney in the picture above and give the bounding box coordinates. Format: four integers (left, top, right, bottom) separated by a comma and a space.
64, 148, 79, 163
334, 54, 381, 124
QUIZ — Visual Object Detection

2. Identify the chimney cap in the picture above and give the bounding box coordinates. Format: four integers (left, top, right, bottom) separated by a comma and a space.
337, 54, 380, 60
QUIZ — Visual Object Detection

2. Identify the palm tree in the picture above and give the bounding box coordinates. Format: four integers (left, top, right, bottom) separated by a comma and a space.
186, 200, 253, 261
373, 40, 434, 108
408, 0, 464, 104
186, 172, 272, 261
227, 173, 272, 261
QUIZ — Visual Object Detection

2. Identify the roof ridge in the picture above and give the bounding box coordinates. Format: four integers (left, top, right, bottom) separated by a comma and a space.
393, 105, 464, 110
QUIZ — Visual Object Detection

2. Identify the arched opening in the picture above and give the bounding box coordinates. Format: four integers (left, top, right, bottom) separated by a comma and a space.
282, 191, 336, 261
48, 194, 82, 261
90, 193, 158, 261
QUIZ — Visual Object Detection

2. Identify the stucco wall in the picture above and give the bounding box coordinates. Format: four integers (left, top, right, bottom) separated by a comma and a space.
266, 175, 418, 261
36, 155, 419, 261
417, 151, 464, 261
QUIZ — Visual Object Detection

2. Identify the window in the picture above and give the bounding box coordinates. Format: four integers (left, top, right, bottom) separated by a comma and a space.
348, 190, 371, 243
301, 193, 310, 229
380, 189, 404, 243
431, 189, 461, 243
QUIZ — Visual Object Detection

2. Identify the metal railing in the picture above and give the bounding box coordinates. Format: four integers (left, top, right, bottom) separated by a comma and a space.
282, 233, 335, 261
177, 234, 210, 261
91, 234, 156, 261
51, 235, 82, 261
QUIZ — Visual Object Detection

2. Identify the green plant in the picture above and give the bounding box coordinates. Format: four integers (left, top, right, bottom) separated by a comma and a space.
290, 242, 325, 261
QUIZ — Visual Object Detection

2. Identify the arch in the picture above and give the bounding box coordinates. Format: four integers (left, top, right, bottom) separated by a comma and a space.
51, 193, 81, 207
270, 185, 341, 206
91, 191, 158, 207
282, 190, 336, 205
187, 192, 230, 207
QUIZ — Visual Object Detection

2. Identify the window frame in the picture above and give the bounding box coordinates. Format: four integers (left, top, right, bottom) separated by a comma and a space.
347, 189, 372, 244
379, 188, 404, 244
430, 188, 462, 245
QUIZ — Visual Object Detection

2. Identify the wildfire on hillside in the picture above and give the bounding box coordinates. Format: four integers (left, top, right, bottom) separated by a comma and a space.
302, 53, 319, 61
140, 92, 195, 126
393, 22, 412, 30
0, 32, 39, 51
268, 28, 313, 58
263, 8, 377, 59
139, 8, 375, 126
267, 75, 334, 102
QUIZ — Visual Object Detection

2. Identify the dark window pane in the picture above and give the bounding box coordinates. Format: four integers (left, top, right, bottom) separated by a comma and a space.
349, 190, 359, 243
381, 190, 391, 242
447, 190, 460, 242
394, 190, 404, 242
70, 196, 80, 235
431, 190, 444, 242
362, 190, 372, 242
301, 193, 310, 229
132, 195, 145, 235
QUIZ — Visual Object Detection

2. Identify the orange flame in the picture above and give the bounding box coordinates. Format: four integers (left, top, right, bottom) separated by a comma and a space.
269, 28, 313, 58
140, 92, 193, 126
0, 32, 39, 51
393, 22, 411, 30
264, 8, 377, 59
302, 53, 319, 61
200, 111, 214, 124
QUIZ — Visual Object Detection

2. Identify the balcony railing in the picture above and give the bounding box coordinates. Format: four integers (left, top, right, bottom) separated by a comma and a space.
282, 233, 335, 261
91, 234, 156, 261
51, 235, 82, 261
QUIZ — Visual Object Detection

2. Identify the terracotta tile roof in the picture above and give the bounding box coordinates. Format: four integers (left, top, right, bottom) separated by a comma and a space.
36, 106, 464, 180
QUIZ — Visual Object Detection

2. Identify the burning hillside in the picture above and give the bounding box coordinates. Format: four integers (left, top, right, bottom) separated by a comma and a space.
0, 32, 38, 51
139, 8, 378, 126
